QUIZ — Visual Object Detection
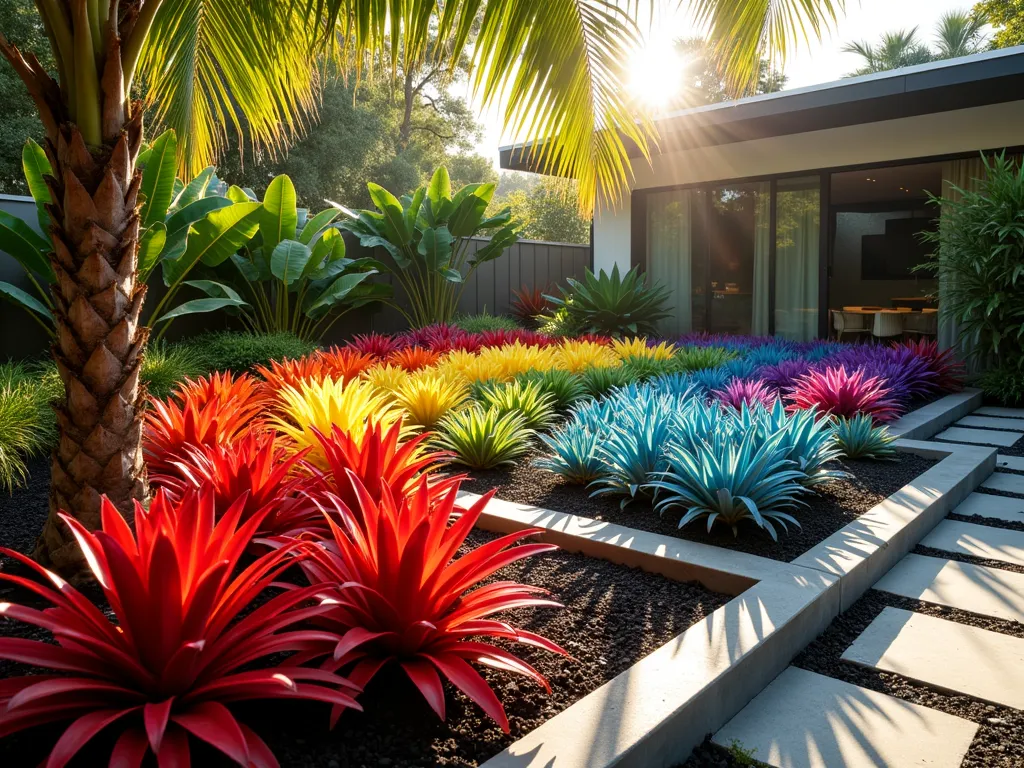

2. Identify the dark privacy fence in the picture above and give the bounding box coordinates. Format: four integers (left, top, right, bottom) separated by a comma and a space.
0, 194, 592, 358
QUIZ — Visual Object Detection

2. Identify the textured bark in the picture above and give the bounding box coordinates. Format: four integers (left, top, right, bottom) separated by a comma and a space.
1, 25, 150, 575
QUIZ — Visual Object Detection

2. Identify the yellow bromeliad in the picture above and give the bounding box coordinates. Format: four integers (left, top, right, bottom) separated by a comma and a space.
393, 371, 470, 430
611, 337, 677, 362
360, 363, 413, 399
555, 339, 620, 373
271, 377, 405, 465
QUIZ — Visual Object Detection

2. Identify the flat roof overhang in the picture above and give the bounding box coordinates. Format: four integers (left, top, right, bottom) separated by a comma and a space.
499, 46, 1024, 173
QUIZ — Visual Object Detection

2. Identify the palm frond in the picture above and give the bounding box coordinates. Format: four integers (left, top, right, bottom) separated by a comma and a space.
139, 0, 323, 177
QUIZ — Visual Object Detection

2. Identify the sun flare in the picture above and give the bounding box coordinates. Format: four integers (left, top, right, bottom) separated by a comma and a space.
627, 41, 683, 110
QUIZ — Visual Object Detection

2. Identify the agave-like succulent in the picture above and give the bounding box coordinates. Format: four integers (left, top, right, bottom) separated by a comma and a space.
515, 368, 587, 409
649, 430, 810, 540
713, 378, 777, 411
144, 373, 265, 478
270, 377, 405, 465
0, 490, 360, 766
433, 406, 533, 469
478, 379, 557, 430
736, 401, 846, 486
787, 366, 902, 423
547, 265, 671, 336
295, 479, 567, 732
832, 414, 898, 460
685, 365, 732, 396
535, 421, 606, 484
393, 371, 470, 430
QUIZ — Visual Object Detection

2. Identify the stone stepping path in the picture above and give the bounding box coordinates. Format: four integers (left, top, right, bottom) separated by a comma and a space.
934, 426, 1023, 447
957, 414, 1024, 431
713, 667, 978, 768
874, 553, 1024, 622
953, 492, 1024, 523
982, 471, 1024, 495
998, 455, 1024, 472
977, 407, 1024, 420
922, 519, 1024, 567
843, 607, 1024, 711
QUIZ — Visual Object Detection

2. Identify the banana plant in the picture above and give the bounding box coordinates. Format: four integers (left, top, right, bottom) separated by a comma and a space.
337, 166, 520, 328
0, 130, 254, 338
215, 174, 391, 342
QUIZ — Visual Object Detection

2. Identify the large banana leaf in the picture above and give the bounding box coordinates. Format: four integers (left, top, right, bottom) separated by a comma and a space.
0, 210, 54, 282
163, 202, 262, 285
0, 281, 52, 321
21, 140, 51, 233
139, 130, 179, 228
260, 175, 298, 257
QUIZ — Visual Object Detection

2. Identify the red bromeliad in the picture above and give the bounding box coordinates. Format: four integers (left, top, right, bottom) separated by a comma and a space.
345, 332, 408, 359
896, 338, 966, 393
787, 366, 902, 423
256, 355, 335, 394
305, 421, 455, 518
153, 432, 321, 538
510, 285, 550, 324
386, 346, 443, 371
0, 490, 359, 767
293, 476, 568, 732
144, 374, 266, 478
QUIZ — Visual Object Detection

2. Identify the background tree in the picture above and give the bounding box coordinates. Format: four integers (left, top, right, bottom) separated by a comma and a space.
673, 38, 787, 106
974, 0, 1024, 48
0, 0, 52, 193
842, 11, 987, 76
491, 174, 590, 244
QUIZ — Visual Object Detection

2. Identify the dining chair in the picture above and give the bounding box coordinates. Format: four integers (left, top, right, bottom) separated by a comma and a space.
833, 310, 871, 341
872, 311, 904, 340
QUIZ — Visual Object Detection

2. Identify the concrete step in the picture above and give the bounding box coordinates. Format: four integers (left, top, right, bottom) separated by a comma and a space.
976, 406, 1024, 420
957, 414, 1024, 431
713, 666, 977, 768
981, 471, 1024, 496
934, 426, 1023, 448
843, 607, 1024, 711
874, 553, 1024, 622
997, 455, 1024, 472
953, 492, 1024, 524
921, 519, 1024, 568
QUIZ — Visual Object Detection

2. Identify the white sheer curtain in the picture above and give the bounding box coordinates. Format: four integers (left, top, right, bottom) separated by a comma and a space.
774, 177, 821, 341
751, 182, 772, 335
647, 190, 693, 336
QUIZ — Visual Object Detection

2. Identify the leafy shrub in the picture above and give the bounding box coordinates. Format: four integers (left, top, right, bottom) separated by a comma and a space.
536, 303, 583, 337
787, 366, 902, 423
833, 414, 898, 459
180, 330, 316, 374
511, 285, 551, 325
535, 422, 605, 484
295, 480, 566, 731
393, 371, 470, 429
650, 430, 809, 540
141, 341, 206, 399
270, 377, 405, 465
674, 345, 737, 372
547, 265, 671, 336
713, 378, 776, 410
478, 379, 557, 430
0, 491, 360, 765
980, 367, 1024, 407
433, 406, 533, 469
144, 372, 266, 477
515, 368, 587, 409
455, 313, 521, 333
580, 365, 633, 398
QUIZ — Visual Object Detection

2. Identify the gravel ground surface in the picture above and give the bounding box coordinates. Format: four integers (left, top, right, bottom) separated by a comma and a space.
914, 544, 1024, 575
949, 511, 1024, 534
0, 469, 730, 767
461, 451, 936, 562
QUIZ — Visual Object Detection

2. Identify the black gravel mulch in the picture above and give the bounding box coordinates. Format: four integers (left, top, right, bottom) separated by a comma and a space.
461, 451, 937, 563
791, 590, 1024, 768
0, 459, 730, 767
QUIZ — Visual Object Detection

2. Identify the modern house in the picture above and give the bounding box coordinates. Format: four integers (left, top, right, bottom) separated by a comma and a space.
500, 46, 1024, 345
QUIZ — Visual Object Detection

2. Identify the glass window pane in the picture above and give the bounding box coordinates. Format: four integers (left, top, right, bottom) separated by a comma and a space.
707, 183, 770, 336
647, 189, 697, 336
774, 176, 820, 341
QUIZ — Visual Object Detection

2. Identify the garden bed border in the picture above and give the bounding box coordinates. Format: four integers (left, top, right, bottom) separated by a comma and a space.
463, 438, 994, 767
888, 387, 983, 440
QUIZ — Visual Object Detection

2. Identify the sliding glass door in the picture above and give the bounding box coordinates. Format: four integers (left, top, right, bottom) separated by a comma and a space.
645, 176, 820, 341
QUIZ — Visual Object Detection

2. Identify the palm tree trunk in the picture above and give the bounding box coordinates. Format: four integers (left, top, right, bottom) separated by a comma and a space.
1, 28, 149, 575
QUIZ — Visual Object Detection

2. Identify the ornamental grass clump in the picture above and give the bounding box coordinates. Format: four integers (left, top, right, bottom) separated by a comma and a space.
393, 371, 470, 430
649, 429, 810, 540
515, 368, 587, 409
787, 366, 901, 423
579, 365, 633, 398
293, 479, 567, 732
433, 406, 533, 469
0, 490, 361, 766
674, 345, 736, 372
0, 363, 57, 492
611, 337, 676, 362
478, 379, 557, 430
833, 414, 898, 460
555, 338, 620, 373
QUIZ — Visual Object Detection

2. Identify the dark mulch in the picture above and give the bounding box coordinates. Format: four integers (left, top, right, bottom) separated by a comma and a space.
461, 451, 937, 563
933, 422, 1024, 455
790, 590, 1024, 768
0, 454, 50, 557
914, 544, 1024, 576
0, 463, 730, 767
949, 512, 1024, 534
